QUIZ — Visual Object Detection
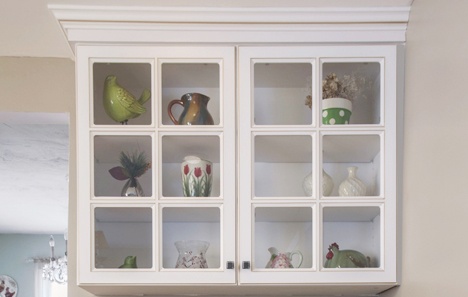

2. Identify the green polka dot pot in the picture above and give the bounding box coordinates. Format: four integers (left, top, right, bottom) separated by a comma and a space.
322, 98, 352, 125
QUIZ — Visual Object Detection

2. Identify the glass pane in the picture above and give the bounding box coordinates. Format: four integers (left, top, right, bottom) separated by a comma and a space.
254, 207, 313, 269
162, 207, 221, 269
162, 63, 220, 126
94, 135, 152, 198
161, 135, 220, 198
322, 206, 381, 268
254, 63, 313, 125
93, 62, 152, 125
94, 207, 153, 269
254, 135, 313, 197
322, 62, 381, 125
322, 134, 381, 197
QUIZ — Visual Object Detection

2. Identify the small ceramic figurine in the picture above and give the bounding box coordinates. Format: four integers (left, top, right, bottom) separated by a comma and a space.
103, 75, 150, 124
168, 93, 214, 125
265, 247, 303, 268
324, 242, 370, 268
119, 255, 137, 268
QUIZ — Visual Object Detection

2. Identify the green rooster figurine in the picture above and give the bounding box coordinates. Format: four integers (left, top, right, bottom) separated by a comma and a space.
119, 255, 137, 268
103, 75, 151, 124
324, 242, 370, 268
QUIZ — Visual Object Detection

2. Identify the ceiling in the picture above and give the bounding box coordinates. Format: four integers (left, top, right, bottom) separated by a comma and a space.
0, 112, 69, 234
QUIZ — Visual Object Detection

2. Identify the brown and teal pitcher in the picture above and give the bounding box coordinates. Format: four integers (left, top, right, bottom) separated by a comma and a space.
168, 93, 214, 125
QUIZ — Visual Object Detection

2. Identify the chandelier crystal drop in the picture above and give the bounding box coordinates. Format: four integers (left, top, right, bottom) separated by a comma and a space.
42, 234, 68, 284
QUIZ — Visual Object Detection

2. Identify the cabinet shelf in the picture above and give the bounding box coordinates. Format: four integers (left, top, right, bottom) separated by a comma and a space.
162, 206, 220, 222
322, 134, 380, 163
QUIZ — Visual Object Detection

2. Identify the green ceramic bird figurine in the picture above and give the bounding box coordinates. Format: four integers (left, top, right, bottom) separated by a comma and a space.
324, 242, 370, 268
119, 255, 138, 268
103, 75, 151, 124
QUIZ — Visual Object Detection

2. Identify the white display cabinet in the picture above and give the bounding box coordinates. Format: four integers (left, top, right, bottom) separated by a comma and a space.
52, 2, 409, 295
76, 44, 400, 294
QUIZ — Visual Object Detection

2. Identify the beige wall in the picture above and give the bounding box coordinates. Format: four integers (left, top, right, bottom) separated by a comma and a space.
383, 0, 468, 296
0, 57, 82, 296
3, 0, 468, 295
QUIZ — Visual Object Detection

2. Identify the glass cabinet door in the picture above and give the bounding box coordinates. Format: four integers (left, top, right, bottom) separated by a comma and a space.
76, 46, 236, 284
238, 45, 398, 284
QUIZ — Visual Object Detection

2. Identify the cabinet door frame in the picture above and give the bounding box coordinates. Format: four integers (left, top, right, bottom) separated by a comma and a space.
238, 45, 398, 284
76, 45, 236, 284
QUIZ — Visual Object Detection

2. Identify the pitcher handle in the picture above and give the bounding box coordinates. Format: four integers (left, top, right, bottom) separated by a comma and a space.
290, 250, 303, 268
168, 99, 184, 125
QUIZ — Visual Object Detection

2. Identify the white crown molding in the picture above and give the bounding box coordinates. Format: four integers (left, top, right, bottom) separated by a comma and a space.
49, 5, 411, 24
48, 4, 412, 53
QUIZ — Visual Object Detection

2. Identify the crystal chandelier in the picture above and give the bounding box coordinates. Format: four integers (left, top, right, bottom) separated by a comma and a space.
42, 234, 68, 284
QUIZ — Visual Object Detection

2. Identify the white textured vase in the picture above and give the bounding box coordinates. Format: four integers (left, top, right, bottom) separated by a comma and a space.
302, 170, 334, 196
338, 166, 367, 196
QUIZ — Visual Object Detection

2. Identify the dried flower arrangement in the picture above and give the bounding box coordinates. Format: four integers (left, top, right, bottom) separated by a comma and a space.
109, 151, 151, 182
305, 72, 373, 109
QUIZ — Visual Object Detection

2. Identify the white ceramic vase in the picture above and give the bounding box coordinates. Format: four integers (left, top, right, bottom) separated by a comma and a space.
181, 156, 213, 197
338, 166, 367, 196
302, 170, 334, 196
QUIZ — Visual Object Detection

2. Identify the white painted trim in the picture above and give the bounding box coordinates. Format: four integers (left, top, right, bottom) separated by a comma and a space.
49, 4, 411, 53
59, 22, 408, 48
49, 5, 411, 24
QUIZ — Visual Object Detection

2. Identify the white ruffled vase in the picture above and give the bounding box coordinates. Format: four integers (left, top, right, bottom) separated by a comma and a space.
302, 170, 334, 196
338, 166, 367, 197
